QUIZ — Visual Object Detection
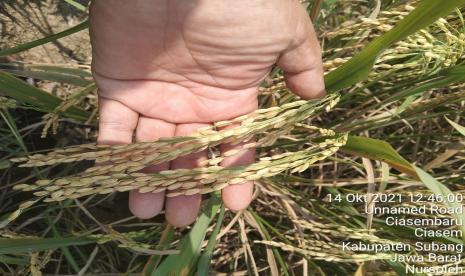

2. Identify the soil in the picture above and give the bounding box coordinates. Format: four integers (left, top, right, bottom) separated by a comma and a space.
0, 0, 91, 65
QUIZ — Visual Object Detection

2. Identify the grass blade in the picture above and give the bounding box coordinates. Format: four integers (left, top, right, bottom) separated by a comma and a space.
47, 215, 80, 273
0, 237, 96, 254
445, 116, 465, 136
250, 211, 290, 276
414, 166, 465, 239
1, 63, 93, 86
63, 0, 87, 11
196, 204, 225, 274
383, 67, 465, 105
142, 224, 175, 275
152, 192, 222, 275
341, 135, 417, 177
0, 255, 30, 265
0, 21, 89, 57
0, 71, 90, 121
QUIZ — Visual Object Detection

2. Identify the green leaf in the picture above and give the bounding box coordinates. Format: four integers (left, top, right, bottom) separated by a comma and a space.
63, 0, 87, 11
0, 159, 10, 170
400, 92, 465, 118
196, 204, 225, 274
385, 260, 424, 276
394, 95, 416, 115
0, 21, 89, 57
250, 211, 290, 275
337, 66, 465, 132
0, 255, 29, 265
0, 236, 96, 254
1, 63, 93, 86
383, 67, 465, 105
342, 136, 417, 178
0, 71, 90, 121
153, 192, 222, 276
46, 215, 80, 273
445, 117, 465, 136
414, 166, 465, 239
324, 0, 465, 93
142, 224, 175, 275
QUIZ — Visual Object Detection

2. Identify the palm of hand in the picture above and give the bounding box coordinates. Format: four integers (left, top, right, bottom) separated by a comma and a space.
90, 0, 324, 227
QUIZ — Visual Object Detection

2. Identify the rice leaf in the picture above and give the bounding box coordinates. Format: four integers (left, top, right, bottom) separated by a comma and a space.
1, 63, 93, 86
414, 166, 465, 239
0, 237, 96, 254
385, 260, 422, 276
63, 0, 87, 11
341, 136, 416, 177
445, 117, 465, 136
142, 224, 175, 275
383, 66, 465, 105
196, 204, 225, 275
0, 71, 90, 121
152, 192, 222, 276
0, 21, 89, 57
0, 255, 30, 265
325, 0, 465, 92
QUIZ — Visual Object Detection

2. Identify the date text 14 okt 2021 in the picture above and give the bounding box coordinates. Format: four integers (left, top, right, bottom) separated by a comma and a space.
327, 193, 463, 204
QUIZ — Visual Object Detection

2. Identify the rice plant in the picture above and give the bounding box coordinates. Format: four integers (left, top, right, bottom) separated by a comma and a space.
1, 0, 465, 275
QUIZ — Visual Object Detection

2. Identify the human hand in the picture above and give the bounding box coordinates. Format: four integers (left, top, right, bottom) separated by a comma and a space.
89, 0, 324, 227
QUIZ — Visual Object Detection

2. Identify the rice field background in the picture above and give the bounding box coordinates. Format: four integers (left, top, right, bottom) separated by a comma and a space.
1, 0, 465, 275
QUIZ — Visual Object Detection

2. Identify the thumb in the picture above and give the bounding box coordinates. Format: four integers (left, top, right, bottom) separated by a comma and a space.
277, 13, 325, 100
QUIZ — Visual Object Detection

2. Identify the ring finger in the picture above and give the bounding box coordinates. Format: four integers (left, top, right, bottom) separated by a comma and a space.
129, 116, 176, 219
